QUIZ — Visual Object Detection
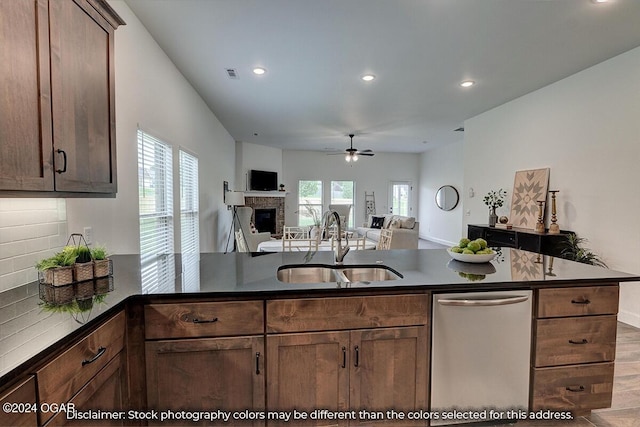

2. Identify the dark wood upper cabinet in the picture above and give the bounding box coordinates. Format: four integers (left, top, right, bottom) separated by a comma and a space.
0, 0, 53, 191
0, 0, 124, 195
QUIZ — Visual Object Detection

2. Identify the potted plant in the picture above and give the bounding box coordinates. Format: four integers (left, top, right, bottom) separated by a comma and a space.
561, 234, 607, 267
483, 189, 507, 227
63, 245, 94, 282
36, 250, 77, 286
91, 245, 111, 278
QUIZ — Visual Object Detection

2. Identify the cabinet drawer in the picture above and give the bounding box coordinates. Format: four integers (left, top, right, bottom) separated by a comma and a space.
537, 286, 619, 318
531, 362, 614, 412
534, 315, 617, 367
145, 301, 264, 339
484, 229, 516, 247
267, 294, 429, 333
37, 311, 125, 422
0, 376, 37, 427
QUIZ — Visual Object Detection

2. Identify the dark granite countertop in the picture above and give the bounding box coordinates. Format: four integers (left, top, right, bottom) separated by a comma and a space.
1, 248, 638, 382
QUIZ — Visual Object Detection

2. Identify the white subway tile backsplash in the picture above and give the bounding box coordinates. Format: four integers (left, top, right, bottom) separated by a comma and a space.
0, 199, 67, 293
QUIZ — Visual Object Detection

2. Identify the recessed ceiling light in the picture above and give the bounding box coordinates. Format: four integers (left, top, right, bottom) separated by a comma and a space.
361, 74, 376, 82
460, 80, 475, 88
591, 0, 609, 3
252, 67, 266, 75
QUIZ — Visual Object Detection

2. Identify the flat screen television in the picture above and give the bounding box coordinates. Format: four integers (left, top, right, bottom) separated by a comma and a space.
249, 169, 278, 191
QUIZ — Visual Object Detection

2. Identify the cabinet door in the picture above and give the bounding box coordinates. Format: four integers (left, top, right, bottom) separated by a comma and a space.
49, 0, 117, 193
44, 352, 126, 426
0, 0, 54, 191
267, 332, 350, 427
0, 376, 37, 427
146, 336, 265, 426
349, 327, 428, 426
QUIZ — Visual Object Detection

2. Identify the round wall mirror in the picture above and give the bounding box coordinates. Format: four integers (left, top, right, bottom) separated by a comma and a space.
435, 185, 459, 211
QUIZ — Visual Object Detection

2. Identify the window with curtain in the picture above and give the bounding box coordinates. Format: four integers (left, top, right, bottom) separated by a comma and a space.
179, 149, 199, 292
137, 129, 175, 293
330, 180, 355, 228
298, 180, 323, 226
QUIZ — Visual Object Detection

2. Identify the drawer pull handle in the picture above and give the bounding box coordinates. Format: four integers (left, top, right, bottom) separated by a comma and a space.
55, 149, 67, 174
569, 339, 589, 345
566, 386, 585, 393
571, 299, 591, 305
255, 352, 261, 375
354, 345, 360, 367
341, 347, 346, 368
186, 316, 219, 324
82, 346, 106, 366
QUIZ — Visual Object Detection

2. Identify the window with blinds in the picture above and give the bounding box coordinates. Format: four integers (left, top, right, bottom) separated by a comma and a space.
137, 130, 174, 269
179, 150, 200, 292
179, 150, 199, 256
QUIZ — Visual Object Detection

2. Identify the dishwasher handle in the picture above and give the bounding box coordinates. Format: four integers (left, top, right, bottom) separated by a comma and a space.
438, 295, 530, 307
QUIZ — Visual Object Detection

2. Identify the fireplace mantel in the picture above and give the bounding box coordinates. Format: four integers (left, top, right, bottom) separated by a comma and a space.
244, 191, 288, 198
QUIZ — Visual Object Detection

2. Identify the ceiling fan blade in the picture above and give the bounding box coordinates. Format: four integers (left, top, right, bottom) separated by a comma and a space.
360, 149, 374, 153
360, 152, 375, 156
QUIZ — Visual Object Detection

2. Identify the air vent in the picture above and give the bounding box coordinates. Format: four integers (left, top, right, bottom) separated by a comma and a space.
454, 127, 464, 132
226, 68, 238, 79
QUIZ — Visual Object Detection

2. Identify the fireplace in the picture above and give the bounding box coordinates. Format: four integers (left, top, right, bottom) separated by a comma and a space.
254, 208, 277, 234
244, 196, 285, 237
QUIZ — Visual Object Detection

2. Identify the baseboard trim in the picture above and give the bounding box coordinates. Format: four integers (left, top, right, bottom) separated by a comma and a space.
420, 235, 456, 247
618, 309, 640, 328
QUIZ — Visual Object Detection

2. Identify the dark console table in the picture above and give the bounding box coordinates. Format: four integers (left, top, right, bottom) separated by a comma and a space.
467, 224, 574, 258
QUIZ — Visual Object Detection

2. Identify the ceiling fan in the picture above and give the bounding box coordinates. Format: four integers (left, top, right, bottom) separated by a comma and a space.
330, 134, 375, 162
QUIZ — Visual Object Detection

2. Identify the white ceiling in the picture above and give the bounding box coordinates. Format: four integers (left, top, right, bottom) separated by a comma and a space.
124, 0, 640, 153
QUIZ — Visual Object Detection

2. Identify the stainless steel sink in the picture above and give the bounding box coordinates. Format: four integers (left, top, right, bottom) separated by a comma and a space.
276, 266, 340, 283
340, 267, 400, 282
277, 264, 402, 284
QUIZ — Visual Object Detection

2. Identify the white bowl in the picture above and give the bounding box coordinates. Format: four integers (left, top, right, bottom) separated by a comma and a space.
447, 248, 497, 264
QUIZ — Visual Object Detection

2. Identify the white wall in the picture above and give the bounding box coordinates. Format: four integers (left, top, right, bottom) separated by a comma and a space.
66, 0, 236, 254
282, 150, 419, 227
462, 46, 640, 327
418, 141, 464, 246
235, 142, 283, 191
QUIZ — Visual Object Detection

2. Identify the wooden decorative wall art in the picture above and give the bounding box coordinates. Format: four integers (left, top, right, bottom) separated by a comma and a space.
510, 168, 550, 229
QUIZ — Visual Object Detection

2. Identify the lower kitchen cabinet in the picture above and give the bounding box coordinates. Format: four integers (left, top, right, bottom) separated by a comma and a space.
266, 326, 428, 427
145, 336, 265, 426
266, 294, 430, 427
44, 352, 127, 426
530, 285, 619, 414
0, 376, 38, 426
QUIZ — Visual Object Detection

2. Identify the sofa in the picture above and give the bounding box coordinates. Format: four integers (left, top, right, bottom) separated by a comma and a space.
356, 214, 419, 249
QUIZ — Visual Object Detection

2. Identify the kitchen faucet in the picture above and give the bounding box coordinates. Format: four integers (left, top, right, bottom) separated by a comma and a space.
329, 210, 349, 264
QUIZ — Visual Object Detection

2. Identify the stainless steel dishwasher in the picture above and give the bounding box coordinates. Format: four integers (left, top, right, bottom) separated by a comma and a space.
431, 290, 532, 425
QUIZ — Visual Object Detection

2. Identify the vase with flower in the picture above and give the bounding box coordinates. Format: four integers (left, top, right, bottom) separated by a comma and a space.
483, 189, 507, 227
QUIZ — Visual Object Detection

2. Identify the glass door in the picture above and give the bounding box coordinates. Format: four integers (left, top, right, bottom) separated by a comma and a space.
388, 181, 412, 216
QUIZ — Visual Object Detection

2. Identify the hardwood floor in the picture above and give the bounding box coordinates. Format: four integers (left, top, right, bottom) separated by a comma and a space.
506, 322, 640, 427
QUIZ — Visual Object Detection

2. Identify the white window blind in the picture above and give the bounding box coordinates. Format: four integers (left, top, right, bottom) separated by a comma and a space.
179, 150, 199, 256
137, 130, 174, 268
179, 149, 200, 292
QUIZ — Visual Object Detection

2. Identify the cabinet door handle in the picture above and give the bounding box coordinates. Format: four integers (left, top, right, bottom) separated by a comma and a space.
341, 347, 346, 368
571, 299, 591, 305
82, 346, 106, 366
354, 345, 359, 367
569, 339, 589, 345
56, 149, 67, 174
255, 352, 261, 375
184, 316, 218, 324
566, 386, 585, 393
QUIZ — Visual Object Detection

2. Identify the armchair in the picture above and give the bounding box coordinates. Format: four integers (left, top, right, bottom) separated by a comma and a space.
235, 207, 272, 252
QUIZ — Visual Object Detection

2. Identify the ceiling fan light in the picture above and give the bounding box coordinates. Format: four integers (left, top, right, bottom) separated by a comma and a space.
352, 154, 358, 161
345, 154, 351, 162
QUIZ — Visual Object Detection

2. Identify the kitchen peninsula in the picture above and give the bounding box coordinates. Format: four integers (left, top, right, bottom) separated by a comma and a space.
1, 249, 638, 426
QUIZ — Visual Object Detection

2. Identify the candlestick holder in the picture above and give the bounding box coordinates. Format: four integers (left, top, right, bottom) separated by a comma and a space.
548, 190, 560, 234
535, 200, 545, 233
